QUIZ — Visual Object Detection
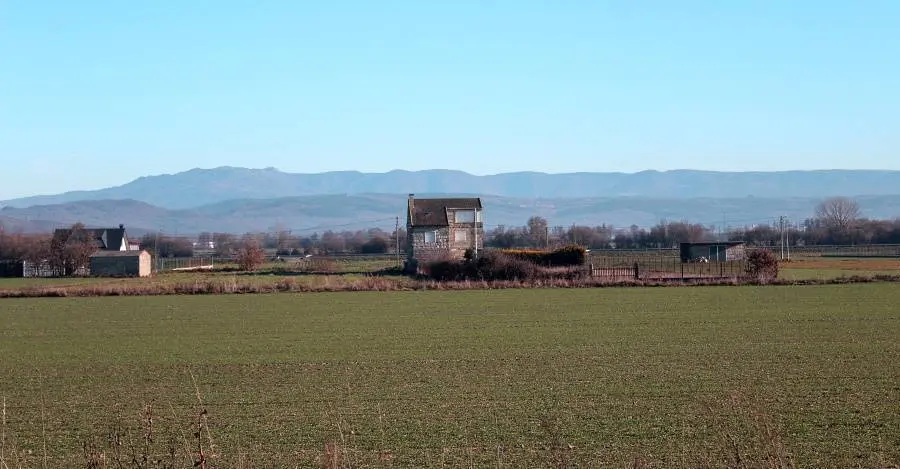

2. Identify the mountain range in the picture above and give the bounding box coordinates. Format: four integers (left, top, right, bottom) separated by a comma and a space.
2, 167, 899, 235
5, 167, 900, 209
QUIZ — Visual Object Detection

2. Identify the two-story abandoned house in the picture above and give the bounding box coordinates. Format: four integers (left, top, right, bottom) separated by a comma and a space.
405, 194, 484, 269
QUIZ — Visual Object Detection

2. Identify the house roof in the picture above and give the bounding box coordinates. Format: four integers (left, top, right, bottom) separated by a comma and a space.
680, 241, 746, 247
408, 197, 482, 226
53, 227, 127, 250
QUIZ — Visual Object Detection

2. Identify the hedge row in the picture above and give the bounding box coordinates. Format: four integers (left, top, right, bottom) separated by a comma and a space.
500, 245, 587, 266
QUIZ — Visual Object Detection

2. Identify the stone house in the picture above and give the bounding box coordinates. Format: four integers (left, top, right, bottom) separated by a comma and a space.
405, 194, 484, 268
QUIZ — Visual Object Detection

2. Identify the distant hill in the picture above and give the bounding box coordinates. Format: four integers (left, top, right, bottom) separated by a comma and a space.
4, 167, 900, 209
3, 194, 900, 236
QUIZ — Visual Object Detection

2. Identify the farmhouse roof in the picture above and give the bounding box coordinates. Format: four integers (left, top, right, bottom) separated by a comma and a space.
408, 197, 482, 227
53, 225, 128, 251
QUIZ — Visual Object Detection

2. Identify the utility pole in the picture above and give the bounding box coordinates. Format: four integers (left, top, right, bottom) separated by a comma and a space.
546, 225, 550, 249
722, 211, 727, 242
786, 218, 791, 261
779, 216, 785, 260
395, 216, 400, 267
155, 229, 161, 272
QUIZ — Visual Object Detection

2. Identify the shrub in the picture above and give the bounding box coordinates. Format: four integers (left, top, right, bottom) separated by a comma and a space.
360, 237, 389, 254
426, 259, 467, 281
547, 244, 587, 266
745, 248, 779, 281
475, 251, 539, 281
236, 241, 266, 271
424, 251, 540, 282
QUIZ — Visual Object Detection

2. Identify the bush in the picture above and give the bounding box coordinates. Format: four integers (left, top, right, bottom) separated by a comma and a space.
236, 242, 266, 271
475, 251, 539, 281
500, 245, 586, 267
361, 237, 389, 254
423, 251, 540, 282
745, 248, 779, 281
547, 245, 587, 266
426, 259, 467, 281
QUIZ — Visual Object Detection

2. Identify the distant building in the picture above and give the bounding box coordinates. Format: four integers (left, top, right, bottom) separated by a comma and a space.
192, 241, 217, 256
405, 194, 484, 268
680, 242, 746, 262
89, 250, 152, 277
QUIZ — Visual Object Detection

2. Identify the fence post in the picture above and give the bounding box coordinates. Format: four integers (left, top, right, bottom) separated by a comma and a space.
681, 262, 684, 280
633, 262, 639, 280
589, 263, 594, 278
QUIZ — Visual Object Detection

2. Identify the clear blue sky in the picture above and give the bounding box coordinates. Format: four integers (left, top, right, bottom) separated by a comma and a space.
1, 1, 898, 199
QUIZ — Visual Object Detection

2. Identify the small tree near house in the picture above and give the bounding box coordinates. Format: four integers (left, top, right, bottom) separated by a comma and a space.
49, 223, 97, 276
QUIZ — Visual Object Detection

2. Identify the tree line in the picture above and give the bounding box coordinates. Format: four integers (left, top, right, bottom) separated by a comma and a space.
2, 197, 899, 260
0, 223, 99, 275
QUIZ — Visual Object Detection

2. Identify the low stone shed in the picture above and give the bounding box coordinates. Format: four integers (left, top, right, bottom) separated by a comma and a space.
89, 250, 152, 277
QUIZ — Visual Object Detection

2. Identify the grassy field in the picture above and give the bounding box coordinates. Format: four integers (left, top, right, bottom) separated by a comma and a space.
1, 285, 898, 468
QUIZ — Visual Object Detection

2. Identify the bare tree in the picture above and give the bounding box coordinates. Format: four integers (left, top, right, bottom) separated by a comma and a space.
815, 197, 860, 231
526, 216, 548, 248
49, 223, 97, 276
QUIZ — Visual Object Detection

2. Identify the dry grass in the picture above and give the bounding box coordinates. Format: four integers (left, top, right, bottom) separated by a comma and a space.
2, 271, 900, 298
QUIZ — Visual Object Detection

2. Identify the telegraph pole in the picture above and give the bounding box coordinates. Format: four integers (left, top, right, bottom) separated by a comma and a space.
779, 216, 785, 260
155, 229, 161, 272
786, 218, 791, 261
395, 216, 400, 267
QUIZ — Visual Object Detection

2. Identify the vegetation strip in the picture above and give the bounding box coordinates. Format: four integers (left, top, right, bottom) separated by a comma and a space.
2, 273, 900, 298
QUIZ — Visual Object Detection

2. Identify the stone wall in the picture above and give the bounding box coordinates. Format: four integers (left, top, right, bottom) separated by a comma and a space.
409, 226, 451, 263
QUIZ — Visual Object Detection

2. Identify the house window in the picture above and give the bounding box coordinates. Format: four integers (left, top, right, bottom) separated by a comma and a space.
424, 231, 437, 243
454, 210, 476, 223
454, 230, 467, 243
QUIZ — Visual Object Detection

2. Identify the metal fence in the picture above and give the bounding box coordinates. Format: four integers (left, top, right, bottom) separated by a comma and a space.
156, 256, 216, 272
588, 255, 749, 280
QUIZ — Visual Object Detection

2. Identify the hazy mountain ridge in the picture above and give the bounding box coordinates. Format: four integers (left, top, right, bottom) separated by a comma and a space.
4, 167, 900, 210
3, 194, 899, 236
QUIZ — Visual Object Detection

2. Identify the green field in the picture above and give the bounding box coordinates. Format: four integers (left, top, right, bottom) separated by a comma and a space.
1, 286, 899, 468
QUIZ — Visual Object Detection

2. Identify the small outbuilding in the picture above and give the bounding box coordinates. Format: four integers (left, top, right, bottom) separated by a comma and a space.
89, 250, 152, 277
680, 242, 746, 263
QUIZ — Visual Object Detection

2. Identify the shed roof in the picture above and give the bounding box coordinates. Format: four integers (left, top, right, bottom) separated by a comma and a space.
90, 250, 148, 258
408, 197, 482, 226
680, 241, 746, 247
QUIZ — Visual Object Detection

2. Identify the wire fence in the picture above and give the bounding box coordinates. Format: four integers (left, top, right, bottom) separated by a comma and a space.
588, 256, 749, 280
156, 256, 216, 272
